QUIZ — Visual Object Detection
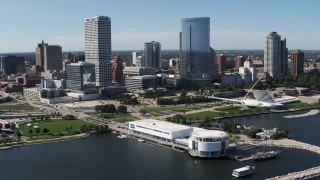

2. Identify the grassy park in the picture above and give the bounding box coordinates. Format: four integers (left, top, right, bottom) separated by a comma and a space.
19, 119, 94, 138
0, 103, 35, 111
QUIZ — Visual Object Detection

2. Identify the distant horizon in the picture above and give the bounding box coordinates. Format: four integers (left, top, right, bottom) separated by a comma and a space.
0, 0, 320, 52
2, 49, 320, 55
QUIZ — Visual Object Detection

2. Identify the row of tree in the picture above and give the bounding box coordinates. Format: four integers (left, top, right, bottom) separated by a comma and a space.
117, 94, 139, 105
157, 96, 215, 105
95, 104, 127, 114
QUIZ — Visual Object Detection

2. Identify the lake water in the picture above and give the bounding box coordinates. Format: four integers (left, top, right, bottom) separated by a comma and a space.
1, 110, 320, 180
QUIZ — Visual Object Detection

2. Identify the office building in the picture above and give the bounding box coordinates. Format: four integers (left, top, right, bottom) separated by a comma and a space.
264, 32, 288, 78
44, 45, 62, 72
235, 56, 245, 71
210, 48, 218, 81
123, 67, 156, 77
36, 40, 47, 67
0, 55, 25, 75
180, 17, 211, 88
125, 75, 157, 92
36, 40, 63, 72
85, 16, 112, 87
291, 49, 304, 76
112, 56, 124, 84
144, 41, 161, 69
216, 54, 226, 74
66, 62, 96, 93
239, 57, 257, 85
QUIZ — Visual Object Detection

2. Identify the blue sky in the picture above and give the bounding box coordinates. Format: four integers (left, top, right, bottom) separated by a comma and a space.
0, 0, 319, 52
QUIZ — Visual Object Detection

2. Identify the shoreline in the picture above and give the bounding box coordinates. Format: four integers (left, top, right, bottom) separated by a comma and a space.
0, 133, 90, 150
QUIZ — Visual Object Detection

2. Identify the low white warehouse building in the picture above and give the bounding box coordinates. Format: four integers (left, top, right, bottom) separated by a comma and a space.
129, 119, 229, 158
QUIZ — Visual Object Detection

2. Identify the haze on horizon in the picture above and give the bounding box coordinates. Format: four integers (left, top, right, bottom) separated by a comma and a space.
0, 0, 319, 53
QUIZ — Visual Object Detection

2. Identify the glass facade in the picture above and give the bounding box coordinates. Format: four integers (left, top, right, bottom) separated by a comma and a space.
180, 17, 211, 88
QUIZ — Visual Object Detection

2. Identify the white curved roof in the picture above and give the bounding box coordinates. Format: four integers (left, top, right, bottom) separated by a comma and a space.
191, 130, 227, 138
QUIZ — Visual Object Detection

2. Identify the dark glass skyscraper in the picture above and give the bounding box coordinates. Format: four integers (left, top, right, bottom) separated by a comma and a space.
180, 17, 211, 88
143, 41, 161, 69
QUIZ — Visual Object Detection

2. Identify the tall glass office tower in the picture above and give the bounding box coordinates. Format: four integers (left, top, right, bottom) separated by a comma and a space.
85, 16, 112, 87
180, 17, 211, 88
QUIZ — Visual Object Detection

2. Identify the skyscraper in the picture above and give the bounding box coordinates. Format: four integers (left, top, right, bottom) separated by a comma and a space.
85, 16, 112, 87
36, 40, 62, 72
291, 49, 304, 76
44, 45, 62, 72
264, 32, 288, 78
36, 40, 47, 68
143, 41, 161, 69
216, 54, 226, 74
180, 17, 211, 88
112, 56, 124, 84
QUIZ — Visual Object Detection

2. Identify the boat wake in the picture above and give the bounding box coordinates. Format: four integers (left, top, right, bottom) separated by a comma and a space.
284, 109, 320, 119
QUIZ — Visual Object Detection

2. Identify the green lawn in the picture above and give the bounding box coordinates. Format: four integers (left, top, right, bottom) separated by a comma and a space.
183, 111, 222, 120
282, 102, 320, 110
19, 119, 93, 136
0, 103, 35, 111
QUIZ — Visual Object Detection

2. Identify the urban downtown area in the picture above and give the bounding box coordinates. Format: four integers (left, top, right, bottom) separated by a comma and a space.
1, 8, 320, 180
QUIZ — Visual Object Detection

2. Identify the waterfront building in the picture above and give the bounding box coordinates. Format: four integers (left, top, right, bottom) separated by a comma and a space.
235, 56, 246, 71
85, 16, 112, 87
180, 17, 211, 88
264, 32, 288, 78
291, 49, 304, 76
216, 54, 226, 74
128, 119, 229, 158
0, 55, 25, 75
66, 62, 96, 92
112, 56, 124, 84
144, 41, 161, 69
188, 130, 229, 158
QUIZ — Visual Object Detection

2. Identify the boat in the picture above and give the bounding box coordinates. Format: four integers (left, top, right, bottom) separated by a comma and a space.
232, 165, 255, 178
253, 150, 282, 161
117, 134, 127, 139
138, 138, 145, 142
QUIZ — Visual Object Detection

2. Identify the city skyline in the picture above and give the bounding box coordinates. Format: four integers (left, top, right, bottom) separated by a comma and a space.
0, 0, 320, 52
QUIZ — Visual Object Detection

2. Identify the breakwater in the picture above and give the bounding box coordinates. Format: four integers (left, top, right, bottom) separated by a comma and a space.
266, 139, 320, 180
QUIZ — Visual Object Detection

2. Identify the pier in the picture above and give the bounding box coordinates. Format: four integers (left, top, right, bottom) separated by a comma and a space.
283, 109, 320, 119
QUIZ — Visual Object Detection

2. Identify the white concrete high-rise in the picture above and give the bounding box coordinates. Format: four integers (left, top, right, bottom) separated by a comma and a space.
85, 16, 112, 87
264, 32, 288, 78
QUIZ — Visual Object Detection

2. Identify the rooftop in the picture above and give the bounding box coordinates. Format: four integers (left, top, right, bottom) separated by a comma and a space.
191, 130, 227, 138
130, 119, 192, 133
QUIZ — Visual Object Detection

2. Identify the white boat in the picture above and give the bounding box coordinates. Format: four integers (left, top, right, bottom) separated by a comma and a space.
138, 139, 145, 142
232, 165, 255, 178
117, 134, 128, 139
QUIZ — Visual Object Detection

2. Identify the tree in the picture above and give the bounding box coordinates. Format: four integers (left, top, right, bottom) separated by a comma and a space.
139, 109, 147, 115
117, 105, 127, 113
35, 128, 40, 138
180, 90, 187, 98
172, 114, 187, 124
42, 128, 49, 133
1, 132, 7, 145
28, 129, 33, 139
15, 130, 22, 143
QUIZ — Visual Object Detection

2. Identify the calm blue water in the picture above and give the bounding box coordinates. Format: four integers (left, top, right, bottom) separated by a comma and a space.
0, 110, 319, 180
